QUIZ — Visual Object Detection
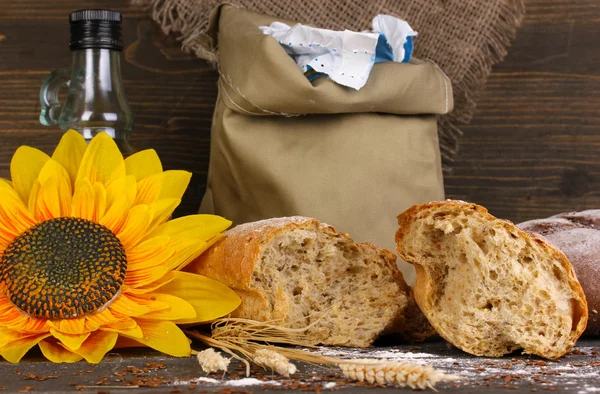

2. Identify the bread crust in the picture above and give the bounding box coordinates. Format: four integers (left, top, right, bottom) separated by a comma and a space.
396, 200, 589, 359
187, 216, 433, 343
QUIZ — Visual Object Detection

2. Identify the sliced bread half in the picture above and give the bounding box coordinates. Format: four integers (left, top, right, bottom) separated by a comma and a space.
187, 216, 434, 347
395, 201, 588, 359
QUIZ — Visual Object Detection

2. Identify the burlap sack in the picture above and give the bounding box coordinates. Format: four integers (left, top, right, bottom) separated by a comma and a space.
197, 5, 453, 282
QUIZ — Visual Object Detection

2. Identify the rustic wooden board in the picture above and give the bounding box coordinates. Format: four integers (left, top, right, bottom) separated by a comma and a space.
0, 338, 598, 393
0, 0, 598, 222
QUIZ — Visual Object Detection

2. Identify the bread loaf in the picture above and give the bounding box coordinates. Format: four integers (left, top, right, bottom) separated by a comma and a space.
518, 210, 600, 336
395, 200, 588, 359
187, 216, 434, 347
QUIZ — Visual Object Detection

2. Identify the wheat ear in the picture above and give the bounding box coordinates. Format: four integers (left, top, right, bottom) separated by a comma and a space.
253, 349, 297, 377
196, 348, 231, 374
339, 359, 459, 390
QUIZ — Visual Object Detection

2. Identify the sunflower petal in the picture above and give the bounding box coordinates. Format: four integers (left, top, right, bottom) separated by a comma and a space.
159, 170, 191, 200
49, 317, 87, 335
134, 170, 191, 206
85, 307, 120, 328
125, 320, 190, 357
156, 271, 240, 324
108, 294, 150, 317
126, 236, 173, 271
101, 318, 144, 339
0, 181, 37, 242
122, 273, 176, 295
124, 149, 163, 181
76, 132, 125, 186
116, 204, 152, 250
100, 176, 137, 233
93, 182, 107, 221
72, 331, 118, 364
0, 333, 50, 363
52, 130, 88, 186
71, 179, 95, 220
146, 198, 180, 231
147, 214, 231, 241
0, 327, 21, 348
10, 146, 50, 204
125, 265, 170, 288
39, 339, 84, 363
135, 293, 196, 321
49, 329, 90, 351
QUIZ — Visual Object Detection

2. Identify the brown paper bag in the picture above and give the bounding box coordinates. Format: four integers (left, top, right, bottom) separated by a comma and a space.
199, 5, 454, 283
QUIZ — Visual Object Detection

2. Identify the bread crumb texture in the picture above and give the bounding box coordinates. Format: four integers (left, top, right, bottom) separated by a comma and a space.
396, 201, 588, 360
251, 219, 407, 347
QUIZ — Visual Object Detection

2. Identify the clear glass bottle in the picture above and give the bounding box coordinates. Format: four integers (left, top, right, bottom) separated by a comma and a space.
39, 9, 135, 155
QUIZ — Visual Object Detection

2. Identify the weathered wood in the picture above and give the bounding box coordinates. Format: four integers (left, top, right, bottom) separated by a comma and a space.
0, 0, 598, 222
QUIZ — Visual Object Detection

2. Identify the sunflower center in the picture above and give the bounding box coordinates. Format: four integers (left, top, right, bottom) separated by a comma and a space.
0, 217, 127, 319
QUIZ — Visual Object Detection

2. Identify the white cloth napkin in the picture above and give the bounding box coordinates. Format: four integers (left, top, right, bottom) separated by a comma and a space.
259, 15, 417, 90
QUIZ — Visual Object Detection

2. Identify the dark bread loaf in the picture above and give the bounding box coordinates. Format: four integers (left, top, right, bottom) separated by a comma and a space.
519, 210, 600, 336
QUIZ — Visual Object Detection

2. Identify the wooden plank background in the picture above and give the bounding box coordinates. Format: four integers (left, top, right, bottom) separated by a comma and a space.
0, 0, 598, 223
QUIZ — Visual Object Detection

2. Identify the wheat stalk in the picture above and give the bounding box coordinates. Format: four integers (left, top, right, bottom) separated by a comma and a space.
185, 317, 459, 390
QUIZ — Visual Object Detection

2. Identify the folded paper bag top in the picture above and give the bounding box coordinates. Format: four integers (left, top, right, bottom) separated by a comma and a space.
211, 5, 453, 117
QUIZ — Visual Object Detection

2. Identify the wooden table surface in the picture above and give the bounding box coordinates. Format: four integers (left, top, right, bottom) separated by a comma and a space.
0, 338, 598, 393
0, 0, 598, 223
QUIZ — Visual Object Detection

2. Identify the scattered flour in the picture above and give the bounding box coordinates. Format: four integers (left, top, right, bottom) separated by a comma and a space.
315, 345, 600, 390
174, 377, 281, 387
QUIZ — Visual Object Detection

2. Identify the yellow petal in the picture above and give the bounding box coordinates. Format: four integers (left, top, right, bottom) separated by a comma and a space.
100, 176, 137, 233
108, 294, 150, 316
101, 320, 144, 339
72, 331, 118, 364
126, 236, 173, 271
0, 179, 37, 241
49, 329, 90, 351
0, 333, 50, 363
163, 239, 211, 271
0, 327, 21, 348
32, 170, 72, 221
147, 214, 231, 241
122, 273, 176, 295
39, 339, 83, 363
124, 149, 163, 181
49, 317, 87, 335
134, 293, 196, 321
159, 170, 191, 200
71, 179, 95, 220
86, 308, 120, 327
10, 146, 50, 204
134, 170, 191, 205
52, 130, 88, 187
93, 182, 107, 221
146, 198, 180, 231
76, 132, 125, 186
156, 271, 240, 324
116, 204, 151, 250
125, 320, 191, 357
125, 265, 170, 288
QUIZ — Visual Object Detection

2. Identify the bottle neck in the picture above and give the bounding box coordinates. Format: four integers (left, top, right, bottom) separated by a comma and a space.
70, 48, 126, 100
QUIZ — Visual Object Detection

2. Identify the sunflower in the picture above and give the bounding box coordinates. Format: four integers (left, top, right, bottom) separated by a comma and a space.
0, 130, 240, 363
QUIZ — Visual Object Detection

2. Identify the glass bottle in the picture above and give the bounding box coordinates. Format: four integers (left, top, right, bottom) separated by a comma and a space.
39, 9, 135, 155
